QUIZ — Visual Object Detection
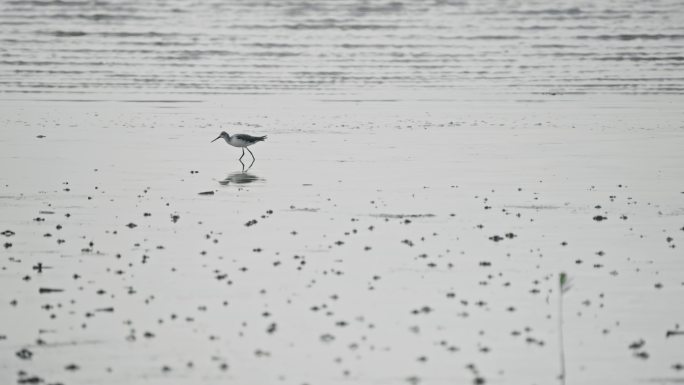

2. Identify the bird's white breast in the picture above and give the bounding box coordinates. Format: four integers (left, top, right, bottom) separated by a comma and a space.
227, 137, 250, 147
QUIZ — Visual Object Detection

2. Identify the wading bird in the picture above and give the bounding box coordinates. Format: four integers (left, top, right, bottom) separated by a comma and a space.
211, 131, 267, 162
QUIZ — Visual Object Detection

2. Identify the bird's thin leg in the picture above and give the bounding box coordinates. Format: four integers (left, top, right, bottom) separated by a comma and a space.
246, 147, 256, 168
239, 148, 245, 161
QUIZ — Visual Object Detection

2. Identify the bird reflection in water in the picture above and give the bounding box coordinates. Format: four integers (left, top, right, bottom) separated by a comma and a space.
219, 159, 263, 185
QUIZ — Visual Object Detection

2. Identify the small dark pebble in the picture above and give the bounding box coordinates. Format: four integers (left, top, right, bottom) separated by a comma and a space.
628, 339, 645, 350
32, 263, 47, 273
18, 376, 42, 384
320, 334, 335, 343
198, 191, 214, 195
39, 287, 64, 294
593, 215, 607, 221
16, 348, 33, 360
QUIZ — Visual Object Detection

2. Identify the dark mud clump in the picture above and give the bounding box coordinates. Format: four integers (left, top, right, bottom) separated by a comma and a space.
38, 287, 64, 294
16, 348, 33, 360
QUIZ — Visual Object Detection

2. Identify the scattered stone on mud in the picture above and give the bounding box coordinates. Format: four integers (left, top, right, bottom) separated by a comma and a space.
16, 348, 33, 360
17, 375, 43, 384
320, 333, 335, 343
38, 288, 64, 294
628, 339, 645, 350
401, 239, 414, 247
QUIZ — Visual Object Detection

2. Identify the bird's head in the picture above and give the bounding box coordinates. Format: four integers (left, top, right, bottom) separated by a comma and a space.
211, 131, 229, 143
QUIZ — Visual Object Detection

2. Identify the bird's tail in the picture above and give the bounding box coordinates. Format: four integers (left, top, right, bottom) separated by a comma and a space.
258, 135, 267, 142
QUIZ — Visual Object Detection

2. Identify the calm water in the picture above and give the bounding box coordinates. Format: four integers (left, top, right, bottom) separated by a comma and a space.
1, 0, 683, 98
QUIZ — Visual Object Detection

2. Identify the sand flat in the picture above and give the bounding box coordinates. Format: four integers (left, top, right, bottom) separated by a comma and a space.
1, 94, 683, 384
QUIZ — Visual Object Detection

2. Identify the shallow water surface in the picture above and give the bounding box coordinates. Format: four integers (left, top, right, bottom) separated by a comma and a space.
1, 0, 683, 97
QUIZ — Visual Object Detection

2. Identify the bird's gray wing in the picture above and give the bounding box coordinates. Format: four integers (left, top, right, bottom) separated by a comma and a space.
234, 134, 266, 142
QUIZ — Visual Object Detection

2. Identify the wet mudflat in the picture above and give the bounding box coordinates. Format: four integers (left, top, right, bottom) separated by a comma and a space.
1, 95, 683, 384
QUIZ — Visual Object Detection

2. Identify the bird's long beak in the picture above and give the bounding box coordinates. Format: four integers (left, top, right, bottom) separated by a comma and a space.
211, 135, 221, 143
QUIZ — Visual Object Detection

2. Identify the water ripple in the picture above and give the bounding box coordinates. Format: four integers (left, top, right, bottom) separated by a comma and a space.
0, 0, 682, 96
